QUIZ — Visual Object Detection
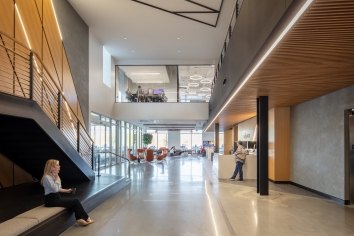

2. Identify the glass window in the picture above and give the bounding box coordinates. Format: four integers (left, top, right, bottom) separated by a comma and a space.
157, 131, 168, 148
121, 121, 125, 156
219, 132, 224, 154
147, 130, 157, 149
103, 47, 111, 87
180, 130, 192, 150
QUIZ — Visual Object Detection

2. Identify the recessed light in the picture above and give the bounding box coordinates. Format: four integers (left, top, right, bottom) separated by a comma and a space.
190, 75, 202, 80
200, 87, 211, 92
130, 72, 160, 76
188, 82, 199, 87
200, 79, 211, 84
123, 37, 128, 40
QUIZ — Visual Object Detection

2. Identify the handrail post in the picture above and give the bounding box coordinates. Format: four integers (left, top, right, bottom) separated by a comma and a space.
57, 92, 61, 129
77, 121, 80, 152
91, 143, 94, 170
29, 52, 34, 100
97, 154, 101, 177
236, 0, 239, 18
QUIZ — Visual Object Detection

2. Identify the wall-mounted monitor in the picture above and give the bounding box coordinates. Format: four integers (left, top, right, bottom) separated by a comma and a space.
153, 89, 164, 95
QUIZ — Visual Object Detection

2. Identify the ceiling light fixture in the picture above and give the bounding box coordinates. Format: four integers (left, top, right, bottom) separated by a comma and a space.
130, 72, 161, 75
200, 87, 211, 92
200, 79, 212, 84
204, 0, 314, 132
188, 82, 199, 87
190, 75, 202, 80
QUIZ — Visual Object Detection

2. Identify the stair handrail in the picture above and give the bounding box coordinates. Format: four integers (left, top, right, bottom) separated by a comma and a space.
0, 30, 94, 169
212, 0, 244, 92
97, 151, 131, 180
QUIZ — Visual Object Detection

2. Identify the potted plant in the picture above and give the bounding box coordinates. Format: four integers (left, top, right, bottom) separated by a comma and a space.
143, 133, 153, 147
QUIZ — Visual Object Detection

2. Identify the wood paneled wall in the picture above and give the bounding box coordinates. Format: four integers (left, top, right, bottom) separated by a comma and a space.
0, 153, 32, 188
268, 107, 290, 181
0, 0, 85, 126
224, 129, 233, 155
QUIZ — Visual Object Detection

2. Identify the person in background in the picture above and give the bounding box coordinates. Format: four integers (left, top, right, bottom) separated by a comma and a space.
41, 159, 94, 226
229, 141, 247, 181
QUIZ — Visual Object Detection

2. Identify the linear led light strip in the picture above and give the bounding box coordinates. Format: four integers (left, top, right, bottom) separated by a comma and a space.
50, 0, 63, 40
204, 0, 314, 132
15, 3, 41, 74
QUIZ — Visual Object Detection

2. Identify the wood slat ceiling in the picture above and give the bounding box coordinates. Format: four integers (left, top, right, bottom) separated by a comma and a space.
209, 0, 354, 131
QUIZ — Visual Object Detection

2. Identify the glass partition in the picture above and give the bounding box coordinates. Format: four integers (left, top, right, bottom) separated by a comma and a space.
116, 65, 214, 103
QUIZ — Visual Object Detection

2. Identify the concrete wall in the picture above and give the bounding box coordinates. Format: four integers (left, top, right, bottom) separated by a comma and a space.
291, 85, 354, 199
54, 0, 89, 127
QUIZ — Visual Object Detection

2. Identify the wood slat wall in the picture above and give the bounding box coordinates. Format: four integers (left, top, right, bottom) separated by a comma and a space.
0, 0, 85, 127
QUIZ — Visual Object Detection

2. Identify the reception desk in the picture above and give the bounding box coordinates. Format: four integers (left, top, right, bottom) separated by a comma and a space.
218, 153, 257, 179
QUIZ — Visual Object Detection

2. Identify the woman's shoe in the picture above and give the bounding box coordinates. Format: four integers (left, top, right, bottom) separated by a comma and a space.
86, 217, 95, 225
76, 219, 89, 226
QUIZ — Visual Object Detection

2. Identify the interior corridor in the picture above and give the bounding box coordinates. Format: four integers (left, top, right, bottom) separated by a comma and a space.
61, 156, 354, 236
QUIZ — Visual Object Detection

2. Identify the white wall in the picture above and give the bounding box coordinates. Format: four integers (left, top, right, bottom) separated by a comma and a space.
89, 30, 115, 118
168, 131, 180, 148
113, 102, 208, 121
238, 117, 256, 141
203, 132, 214, 143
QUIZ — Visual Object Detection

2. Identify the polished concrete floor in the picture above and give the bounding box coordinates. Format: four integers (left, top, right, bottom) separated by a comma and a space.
61, 156, 354, 236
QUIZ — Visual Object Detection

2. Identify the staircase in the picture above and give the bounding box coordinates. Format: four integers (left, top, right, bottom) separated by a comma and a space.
0, 31, 95, 183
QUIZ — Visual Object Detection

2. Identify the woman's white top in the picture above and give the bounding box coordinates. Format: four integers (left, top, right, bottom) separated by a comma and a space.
42, 174, 61, 195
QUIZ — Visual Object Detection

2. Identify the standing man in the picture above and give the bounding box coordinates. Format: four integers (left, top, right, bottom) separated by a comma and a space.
229, 141, 247, 181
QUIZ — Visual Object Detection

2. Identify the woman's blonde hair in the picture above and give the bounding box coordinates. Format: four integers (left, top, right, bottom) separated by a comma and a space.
41, 159, 59, 184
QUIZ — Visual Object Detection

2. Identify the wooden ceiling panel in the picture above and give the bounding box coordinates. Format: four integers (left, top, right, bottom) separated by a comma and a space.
208, 0, 354, 131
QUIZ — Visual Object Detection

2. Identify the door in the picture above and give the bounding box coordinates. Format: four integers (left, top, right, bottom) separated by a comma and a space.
349, 110, 354, 203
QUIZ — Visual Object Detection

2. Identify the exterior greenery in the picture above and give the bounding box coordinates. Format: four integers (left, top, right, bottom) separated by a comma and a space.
143, 133, 153, 146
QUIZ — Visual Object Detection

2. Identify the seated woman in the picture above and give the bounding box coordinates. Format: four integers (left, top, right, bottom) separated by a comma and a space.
41, 159, 94, 226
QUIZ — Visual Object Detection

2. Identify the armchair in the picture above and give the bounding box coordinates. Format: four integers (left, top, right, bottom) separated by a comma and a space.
145, 149, 154, 162
127, 149, 138, 162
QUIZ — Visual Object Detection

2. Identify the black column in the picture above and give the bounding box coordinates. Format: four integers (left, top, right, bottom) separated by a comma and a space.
259, 96, 269, 195
256, 98, 260, 193
214, 123, 219, 153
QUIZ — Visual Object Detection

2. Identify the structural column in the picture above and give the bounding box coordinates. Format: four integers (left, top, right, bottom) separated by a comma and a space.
214, 123, 219, 153
258, 96, 269, 195
256, 98, 260, 193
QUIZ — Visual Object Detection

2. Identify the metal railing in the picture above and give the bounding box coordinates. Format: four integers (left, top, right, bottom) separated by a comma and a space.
96, 151, 131, 180
0, 31, 94, 169
212, 0, 245, 92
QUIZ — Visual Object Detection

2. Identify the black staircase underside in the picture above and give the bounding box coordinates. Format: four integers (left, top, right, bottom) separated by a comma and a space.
0, 92, 95, 183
